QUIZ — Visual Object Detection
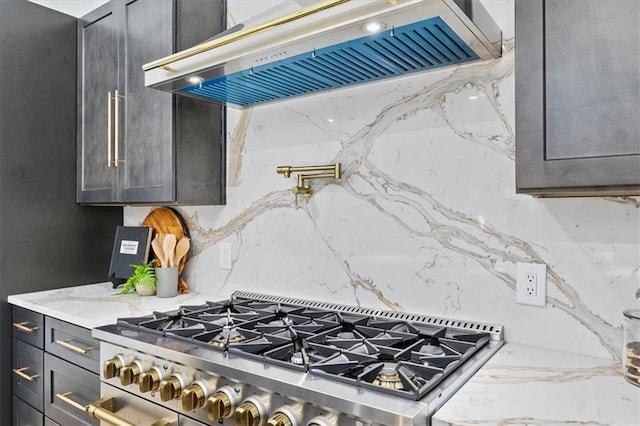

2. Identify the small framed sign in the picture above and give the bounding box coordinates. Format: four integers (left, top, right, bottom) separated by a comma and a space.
108, 226, 153, 288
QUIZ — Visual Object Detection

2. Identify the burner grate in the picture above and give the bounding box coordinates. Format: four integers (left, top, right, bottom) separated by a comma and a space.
232, 290, 503, 340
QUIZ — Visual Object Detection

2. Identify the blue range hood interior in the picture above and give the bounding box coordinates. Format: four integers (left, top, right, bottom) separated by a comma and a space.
178, 17, 479, 107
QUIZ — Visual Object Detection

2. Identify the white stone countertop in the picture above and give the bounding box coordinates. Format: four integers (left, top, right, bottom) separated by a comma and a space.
9, 284, 640, 424
7, 282, 217, 329
433, 342, 640, 426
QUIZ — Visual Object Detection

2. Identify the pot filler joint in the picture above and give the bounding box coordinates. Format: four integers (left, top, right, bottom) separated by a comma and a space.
276, 162, 342, 203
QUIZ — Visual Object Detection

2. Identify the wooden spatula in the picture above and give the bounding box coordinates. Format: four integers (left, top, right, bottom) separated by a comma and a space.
173, 237, 190, 268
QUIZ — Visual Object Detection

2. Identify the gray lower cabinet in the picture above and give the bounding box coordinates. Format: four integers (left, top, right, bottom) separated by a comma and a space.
44, 354, 100, 426
515, 0, 640, 195
13, 396, 43, 426
11, 307, 100, 426
77, 0, 226, 205
12, 339, 44, 412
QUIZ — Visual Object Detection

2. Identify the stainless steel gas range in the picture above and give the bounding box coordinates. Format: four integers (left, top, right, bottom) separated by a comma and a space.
90, 291, 504, 426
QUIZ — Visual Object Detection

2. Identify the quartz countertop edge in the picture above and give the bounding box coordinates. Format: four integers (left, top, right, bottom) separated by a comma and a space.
7, 282, 216, 329
432, 342, 640, 426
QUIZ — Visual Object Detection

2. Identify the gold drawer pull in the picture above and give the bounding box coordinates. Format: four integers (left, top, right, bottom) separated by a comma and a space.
55, 339, 95, 355
12, 367, 39, 382
13, 322, 39, 333
56, 393, 174, 426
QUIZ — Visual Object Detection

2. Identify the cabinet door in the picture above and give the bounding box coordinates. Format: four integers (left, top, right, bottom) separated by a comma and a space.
13, 396, 43, 426
119, 0, 174, 203
13, 339, 44, 412
77, 3, 119, 203
515, 0, 640, 195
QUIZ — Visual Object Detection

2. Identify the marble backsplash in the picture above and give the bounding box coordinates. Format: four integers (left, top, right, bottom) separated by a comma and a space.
125, 0, 639, 361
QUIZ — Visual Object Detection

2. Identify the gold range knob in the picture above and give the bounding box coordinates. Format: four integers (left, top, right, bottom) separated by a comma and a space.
102, 356, 123, 380
119, 363, 141, 386
159, 376, 182, 402
138, 368, 161, 393
181, 383, 207, 411
235, 401, 261, 426
208, 391, 232, 420
267, 412, 294, 426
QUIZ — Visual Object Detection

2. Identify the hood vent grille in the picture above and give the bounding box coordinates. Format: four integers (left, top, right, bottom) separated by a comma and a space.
179, 17, 478, 107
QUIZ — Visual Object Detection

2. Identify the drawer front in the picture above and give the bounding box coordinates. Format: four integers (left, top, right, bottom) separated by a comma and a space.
13, 395, 43, 426
100, 383, 178, 425
43, 417, 60, 426
13, 338, 44, 411
44, 353, 100, 426
45, 317, 100, 374
13, 306, 44, 349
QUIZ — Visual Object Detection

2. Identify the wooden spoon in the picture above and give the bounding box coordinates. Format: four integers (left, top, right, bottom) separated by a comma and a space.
151, 236, 166, 267
163, 233, 177, 268
173, 237, 190, 267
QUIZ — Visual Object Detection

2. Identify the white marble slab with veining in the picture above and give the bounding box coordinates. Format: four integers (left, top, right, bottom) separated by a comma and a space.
432, 343, 640, 426
7, 282, 217, 329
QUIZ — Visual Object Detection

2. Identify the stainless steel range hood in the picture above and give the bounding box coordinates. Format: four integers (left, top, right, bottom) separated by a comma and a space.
143, 0, 502, 108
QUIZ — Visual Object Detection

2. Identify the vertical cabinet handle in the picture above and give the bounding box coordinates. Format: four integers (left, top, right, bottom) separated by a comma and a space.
12, 322, 39, 333
114, 89, 121, 167
107, 91, 113, 167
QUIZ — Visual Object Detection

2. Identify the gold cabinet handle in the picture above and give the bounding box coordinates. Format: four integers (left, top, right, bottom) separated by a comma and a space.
107, 91, 113, 167
114, 89, 121, 167
56, 393, 174, 426
55, 339, 95, 355
12, 367, 39, 382
12, 322, 39, 333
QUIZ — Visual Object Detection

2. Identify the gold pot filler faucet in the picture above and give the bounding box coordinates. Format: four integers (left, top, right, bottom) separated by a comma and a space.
276, 163, 342, 202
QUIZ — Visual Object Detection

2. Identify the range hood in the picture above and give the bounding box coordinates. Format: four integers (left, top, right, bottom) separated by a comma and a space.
143, 0, 502, 108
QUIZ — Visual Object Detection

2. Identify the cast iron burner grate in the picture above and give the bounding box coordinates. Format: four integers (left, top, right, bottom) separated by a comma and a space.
112, 294, 496, 400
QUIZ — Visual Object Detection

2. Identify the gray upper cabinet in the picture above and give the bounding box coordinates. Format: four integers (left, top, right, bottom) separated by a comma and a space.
515, 0, 640, 195
77, 0, 226, 205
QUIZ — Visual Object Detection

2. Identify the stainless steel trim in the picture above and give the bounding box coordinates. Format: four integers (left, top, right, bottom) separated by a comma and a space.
231, 290, 504, 340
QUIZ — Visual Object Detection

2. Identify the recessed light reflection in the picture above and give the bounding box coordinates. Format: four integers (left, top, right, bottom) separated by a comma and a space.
186, 76, 204, 86
362, 21, 386, 33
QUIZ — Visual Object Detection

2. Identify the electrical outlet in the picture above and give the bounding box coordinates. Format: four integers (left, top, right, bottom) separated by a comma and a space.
516, 262, 546, 307
219, 243, 232, 270
525, 273, 537, 296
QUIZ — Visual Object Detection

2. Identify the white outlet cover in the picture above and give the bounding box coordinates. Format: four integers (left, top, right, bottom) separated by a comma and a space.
516, 262, 547, 307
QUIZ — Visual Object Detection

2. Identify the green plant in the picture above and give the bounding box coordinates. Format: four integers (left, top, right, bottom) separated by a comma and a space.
115, 260, 157, 295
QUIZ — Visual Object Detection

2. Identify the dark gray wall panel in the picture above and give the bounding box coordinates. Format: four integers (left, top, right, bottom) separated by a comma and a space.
0, 1, 122, 423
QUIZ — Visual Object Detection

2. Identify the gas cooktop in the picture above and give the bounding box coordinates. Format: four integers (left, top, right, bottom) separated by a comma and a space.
93, 291, 504, 425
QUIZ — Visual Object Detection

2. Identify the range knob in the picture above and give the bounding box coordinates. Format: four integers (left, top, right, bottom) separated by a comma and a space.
306, 414, 338, 426
139, 366, 163, 393
207, 386, 241, 420
267, 413, 294, 426
119, 361, 143, 386
235, 396, 268, 426
159, 375, 185, 402
267, 405, 301, 426
181, 380, 211, 411
103, 355, 124, 380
